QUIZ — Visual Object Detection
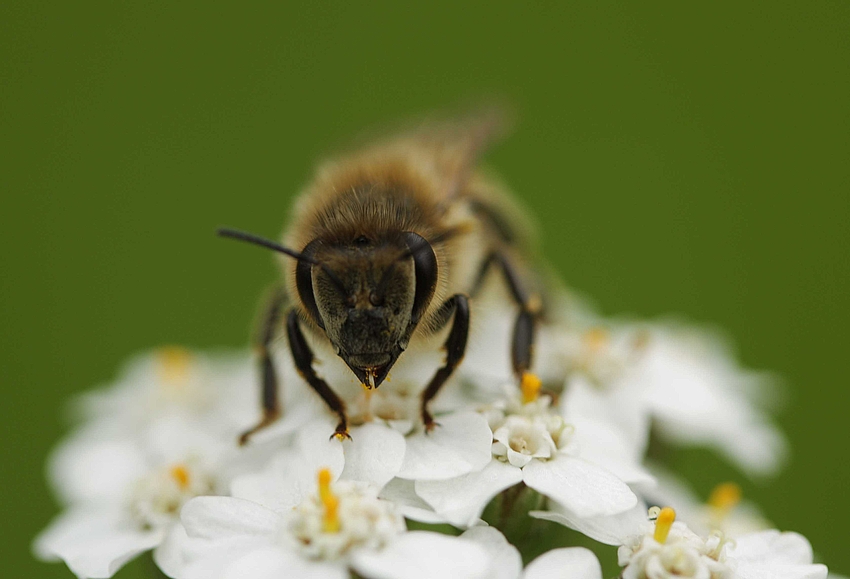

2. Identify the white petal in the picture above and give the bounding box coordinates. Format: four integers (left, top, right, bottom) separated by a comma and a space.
529, 501, 648, 546
732, 530, 813, 564
34, 507, 164, 578
231, 422, 344, 512
731, 530, 827, 579
523, 547, 602, 579
639, 329, 788, 476
179, 498, 280, 579
181, 496, 280, 540
378, 478, 447, 524
294, 419, 348, 476
396, 412, 492, 481
415, 460, 523, 527
571, 420, 654, 486
522, 456, 636, 518
460, 527, 522, 579
734, 563, 828, 579
220, 546, 347, 579
229, 454, 314, 513
48, 436, 148, 504
341, 422, 406, 487
153, 523, 188, 578
562, 376, 649, 458
350, 531, 490, 579
506, 447, 534, 468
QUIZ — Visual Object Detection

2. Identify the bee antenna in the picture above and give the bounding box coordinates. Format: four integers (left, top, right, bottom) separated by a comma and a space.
217, 228, 349, 294
218, 228, 315, 262
393, 227, 462, 262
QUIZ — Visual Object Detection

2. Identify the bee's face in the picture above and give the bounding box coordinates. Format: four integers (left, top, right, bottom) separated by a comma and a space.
312, 242, 416, 386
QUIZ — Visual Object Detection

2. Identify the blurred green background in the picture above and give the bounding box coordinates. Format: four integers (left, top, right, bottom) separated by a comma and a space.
2, 1, 848, 576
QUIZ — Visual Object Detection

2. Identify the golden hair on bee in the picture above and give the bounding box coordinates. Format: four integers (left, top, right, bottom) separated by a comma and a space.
219, 109, 546, 444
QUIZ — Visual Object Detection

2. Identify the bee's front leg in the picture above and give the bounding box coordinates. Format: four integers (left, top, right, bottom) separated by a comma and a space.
420, 294, 470, 431
286, 309, 351, 441
239, 287, 286, 446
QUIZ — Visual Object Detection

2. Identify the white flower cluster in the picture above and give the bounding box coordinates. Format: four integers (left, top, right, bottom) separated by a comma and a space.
34, 301, 832, 579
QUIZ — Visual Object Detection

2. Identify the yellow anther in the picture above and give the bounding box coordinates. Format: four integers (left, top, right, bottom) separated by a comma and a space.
317, 468, 341, 533
317, 468, 333, 502
653, 507, 676, 544
322, 494, 341, 533
708, 482, 742, 513
170, 465, 191, 490
157, 346, 193, 387
708, 483, 742, 527
521, 372, 542, 404
526, 294, 543, 315
583, 328, 609, 353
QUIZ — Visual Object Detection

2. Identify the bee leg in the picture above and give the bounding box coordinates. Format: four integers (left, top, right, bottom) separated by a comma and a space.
473, 252, 541, 377
239, 288, 286, 446
421, 294, 470, 431
286, 309, 351, 441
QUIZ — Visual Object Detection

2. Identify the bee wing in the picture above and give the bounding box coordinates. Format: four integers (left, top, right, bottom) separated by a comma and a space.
320, 106, 511, 197
396, 106, 513, 199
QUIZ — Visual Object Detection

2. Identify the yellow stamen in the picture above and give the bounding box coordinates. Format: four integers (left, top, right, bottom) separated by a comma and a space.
526, 293, 543, 315
583, 328, 609, 354
521, 372, 542, 404
318, 468, 333, 502
708, 482, 741, 512
322, 494, 341, 533
708, 482, 741, 523
653, 507, 676, 544
170, 465, 191, 490
317, 468, 340, 533
157, 346, 193, 387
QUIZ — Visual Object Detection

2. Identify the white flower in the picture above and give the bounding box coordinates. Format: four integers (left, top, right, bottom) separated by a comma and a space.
69, 347, 319, 445
641, 465, 771, 538
520, 548, 603, 579
231, 422, 459, 528
566, 324, 787, 476
533, 504, 828, 579
233, 336, 494, 490
414, 374, 644, 528
179, 467, 493, 579
34, 416, 227, 578
71, 348, 253, 433
32, 346, 324, 579
233, 406, 493, 501
460, 526, 603, 579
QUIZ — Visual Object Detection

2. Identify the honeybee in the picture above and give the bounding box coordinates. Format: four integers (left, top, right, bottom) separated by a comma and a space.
221, 112, 547, 444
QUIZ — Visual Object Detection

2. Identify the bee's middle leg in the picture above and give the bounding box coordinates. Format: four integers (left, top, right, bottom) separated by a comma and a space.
286, 309, 351, 440
420, 294, 470, 431
239, 287, 286, 446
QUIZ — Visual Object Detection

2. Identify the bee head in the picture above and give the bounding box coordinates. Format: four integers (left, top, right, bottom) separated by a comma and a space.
309, 232, 437, 387
216, 228, 438, 389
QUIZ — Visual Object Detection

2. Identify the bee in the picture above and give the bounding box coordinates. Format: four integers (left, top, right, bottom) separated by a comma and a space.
221, 111, 547, 444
